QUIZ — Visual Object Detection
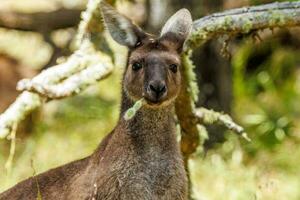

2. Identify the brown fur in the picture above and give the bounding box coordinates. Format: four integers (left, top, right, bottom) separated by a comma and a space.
0, 3, 192, 199
0, 40, 188, 200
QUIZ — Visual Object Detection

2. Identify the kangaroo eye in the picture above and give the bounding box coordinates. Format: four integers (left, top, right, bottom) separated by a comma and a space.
132, 62, 142, 71
169, 64, 178, 73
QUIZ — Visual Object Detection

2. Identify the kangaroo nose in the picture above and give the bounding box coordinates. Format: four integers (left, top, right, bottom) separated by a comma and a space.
148, 81, 167, 99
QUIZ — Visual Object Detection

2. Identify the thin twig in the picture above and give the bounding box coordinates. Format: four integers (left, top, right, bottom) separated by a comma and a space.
4, 122, 18, 174
194, 107, 251, 142
30, 160, 42, 200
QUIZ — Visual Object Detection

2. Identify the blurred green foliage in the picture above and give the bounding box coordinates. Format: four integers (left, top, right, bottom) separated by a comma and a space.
233, 30, 300, 156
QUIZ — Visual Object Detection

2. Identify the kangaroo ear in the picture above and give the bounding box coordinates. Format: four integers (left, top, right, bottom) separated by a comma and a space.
160, 9, 193, 52
100, 1, 146, 48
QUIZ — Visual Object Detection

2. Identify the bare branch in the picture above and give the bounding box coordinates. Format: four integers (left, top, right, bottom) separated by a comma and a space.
0, 0, 116, 33
0, 8, 82, 32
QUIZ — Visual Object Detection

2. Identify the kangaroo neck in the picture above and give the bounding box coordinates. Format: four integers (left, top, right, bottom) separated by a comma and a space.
119, 90, 176, 139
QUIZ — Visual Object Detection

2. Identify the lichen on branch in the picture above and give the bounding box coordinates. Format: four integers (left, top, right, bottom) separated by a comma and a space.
0, 92, 42, 138
194, 108, 251, 142
17, 48, 113, 99
0, 0, 114, 138
173, 1, 300, 172
186, 1, 300, 49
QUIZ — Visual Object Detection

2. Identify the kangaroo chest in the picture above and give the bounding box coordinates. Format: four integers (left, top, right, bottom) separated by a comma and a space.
92, 133, 188, 200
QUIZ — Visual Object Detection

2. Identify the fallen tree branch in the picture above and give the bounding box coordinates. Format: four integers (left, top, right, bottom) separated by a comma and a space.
186, 1, 300, 49
0, 44, 114, 138
0, 92, 42, 138
0, 0, 114, 138
176, 51, 200, 160
176, 51, 200, 152
177, 0, 300, 160
175, 52, 200, 197
17, 52, 113, 99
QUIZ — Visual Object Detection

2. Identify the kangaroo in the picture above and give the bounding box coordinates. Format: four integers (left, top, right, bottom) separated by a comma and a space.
0, 2, 192, 200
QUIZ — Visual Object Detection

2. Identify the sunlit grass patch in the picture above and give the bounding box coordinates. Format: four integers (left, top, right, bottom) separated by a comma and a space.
191, 136, 300, 200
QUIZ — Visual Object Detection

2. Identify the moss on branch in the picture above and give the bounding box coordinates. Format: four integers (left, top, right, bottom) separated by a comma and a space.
194, 108, 251, 142
176, 1, 300, 156
17, 49, 113, 99
0, 0, 114, 139
186, 1, 300, 49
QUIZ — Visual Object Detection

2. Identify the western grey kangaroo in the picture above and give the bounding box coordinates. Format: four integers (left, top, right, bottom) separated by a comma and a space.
0, 2, 192, 199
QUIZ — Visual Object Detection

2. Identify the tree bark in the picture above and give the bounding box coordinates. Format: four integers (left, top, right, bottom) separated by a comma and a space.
187, 1, 300, 49
0, 8, 82, 32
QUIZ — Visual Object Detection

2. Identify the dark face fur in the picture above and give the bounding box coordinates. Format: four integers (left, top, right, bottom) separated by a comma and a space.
101, 2, 192, 107
124, 37, 182, 106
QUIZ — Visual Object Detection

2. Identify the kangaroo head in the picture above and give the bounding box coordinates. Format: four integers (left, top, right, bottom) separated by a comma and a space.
101, 2, 192, 107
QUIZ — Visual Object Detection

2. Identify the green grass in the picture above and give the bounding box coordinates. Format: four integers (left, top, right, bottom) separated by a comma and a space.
191, 136, 300, 200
